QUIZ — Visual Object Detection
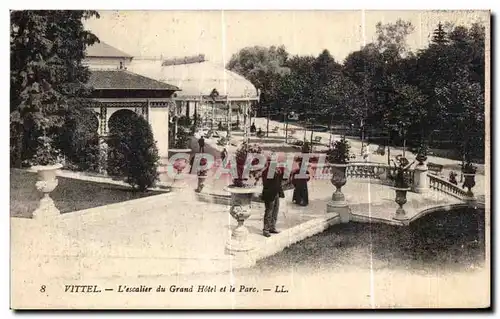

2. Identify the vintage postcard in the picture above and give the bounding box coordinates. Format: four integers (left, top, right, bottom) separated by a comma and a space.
10, 9, 490, 309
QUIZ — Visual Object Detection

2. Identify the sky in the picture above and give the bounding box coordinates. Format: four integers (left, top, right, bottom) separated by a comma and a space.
84, 10, 488, 65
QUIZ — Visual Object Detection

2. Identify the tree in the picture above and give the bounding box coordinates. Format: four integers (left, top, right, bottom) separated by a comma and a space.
375, 19, 415, 57
10, 10, 100, 167
431, 22, 448, 45
227, 45, 290, 114
435, 68, 484, 162
280, 55, 317, 116
56, 103, 100, 171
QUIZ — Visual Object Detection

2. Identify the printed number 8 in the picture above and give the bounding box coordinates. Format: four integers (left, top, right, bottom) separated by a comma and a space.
40, 285, 46, 293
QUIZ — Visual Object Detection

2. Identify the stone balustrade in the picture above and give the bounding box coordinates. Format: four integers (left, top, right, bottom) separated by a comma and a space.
346, 162, 389, 180
428, 174, 469, 200
320, 162, 414, 186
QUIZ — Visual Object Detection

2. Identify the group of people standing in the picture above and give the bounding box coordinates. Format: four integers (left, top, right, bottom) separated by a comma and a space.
192, 134, 311, 238
258, 155, 311, 237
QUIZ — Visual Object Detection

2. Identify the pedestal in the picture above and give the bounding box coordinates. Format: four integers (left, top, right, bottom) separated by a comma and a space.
195, 175, 208, 193
224, 185, 257, 254
326, 199, 351, 223
413, 163, 429, 193
327, 164, 350, 223
171, 174, 190, 189
393, 188, 410, 221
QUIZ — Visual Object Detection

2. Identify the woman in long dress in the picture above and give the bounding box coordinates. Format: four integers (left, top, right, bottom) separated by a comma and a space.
292, 159, 310, 206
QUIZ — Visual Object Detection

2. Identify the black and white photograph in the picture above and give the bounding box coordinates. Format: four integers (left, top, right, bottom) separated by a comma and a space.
9, 9, 490, 309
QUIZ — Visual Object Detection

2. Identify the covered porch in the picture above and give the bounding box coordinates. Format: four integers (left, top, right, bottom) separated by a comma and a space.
87, 69, 180, 171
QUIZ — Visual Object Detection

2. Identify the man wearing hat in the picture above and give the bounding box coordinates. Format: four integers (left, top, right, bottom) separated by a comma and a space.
260, 153, 285, 237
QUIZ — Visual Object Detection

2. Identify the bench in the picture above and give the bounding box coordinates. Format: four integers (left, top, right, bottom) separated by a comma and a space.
427, 162, 444, 175
313, 136, 322, 144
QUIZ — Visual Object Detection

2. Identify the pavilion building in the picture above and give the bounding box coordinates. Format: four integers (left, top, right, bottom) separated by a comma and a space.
84, 41, 180, 165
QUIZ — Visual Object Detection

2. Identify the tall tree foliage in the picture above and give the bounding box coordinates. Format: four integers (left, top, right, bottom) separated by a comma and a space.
226, 20, 485, 161
10, 10, 100, 167
227, 45, 290, 114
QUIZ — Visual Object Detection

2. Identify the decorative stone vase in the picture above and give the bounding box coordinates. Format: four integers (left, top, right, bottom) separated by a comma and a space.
393, 187, 411, 221
463, 173, 476, 198
326, 163, 351, 223
416, 153, 427, 166
32, 163, 63, 220
224, 185, 258, 254
330, 164, 348, 202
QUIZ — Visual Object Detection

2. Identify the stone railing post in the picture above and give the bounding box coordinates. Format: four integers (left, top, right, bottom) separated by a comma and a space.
413, 162, 429, 193
326, 164, 351, 223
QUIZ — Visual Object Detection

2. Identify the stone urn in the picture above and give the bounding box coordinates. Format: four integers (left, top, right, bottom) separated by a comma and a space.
463, 173, 476, 198
330, 164, 348, 202
415, 153, 427, 166
32, 163, 63, 220
462, 163, 477, 199
392, 187, 411, 221
326, 163, 350, 223
224, 184, 258, 254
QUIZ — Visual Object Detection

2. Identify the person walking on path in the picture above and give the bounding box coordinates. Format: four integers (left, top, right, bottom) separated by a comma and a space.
261, 157, 285, 237
198, 136, 205, 153
220, 147, 228, 162
250, 122, 256, 133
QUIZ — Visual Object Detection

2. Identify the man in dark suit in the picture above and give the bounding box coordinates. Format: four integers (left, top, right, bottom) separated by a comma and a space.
261, 157, 285, 237
198, 136, 205, 153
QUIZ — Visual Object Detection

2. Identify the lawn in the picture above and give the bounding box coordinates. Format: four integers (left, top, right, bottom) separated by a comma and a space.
10, 169, 166, 219
247, 206, 485, 275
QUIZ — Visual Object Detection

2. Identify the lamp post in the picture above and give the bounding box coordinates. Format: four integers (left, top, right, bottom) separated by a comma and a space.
209, 88, 219, 131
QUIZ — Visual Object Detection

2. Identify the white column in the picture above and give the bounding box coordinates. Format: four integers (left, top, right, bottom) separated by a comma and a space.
413, 163, 429, 193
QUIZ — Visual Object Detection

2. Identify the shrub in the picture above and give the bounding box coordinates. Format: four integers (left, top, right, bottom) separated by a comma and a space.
107, 113, 159, 191
462, 162, 477, 174
234, 142, 262, 187
391, 157, 411, 188
56, 108, 100, 172
327, 137, 351, 164
301, 141, 312, 153
24, 135, 63, 166
178, 116, 192, 128
174, 127, 191, 149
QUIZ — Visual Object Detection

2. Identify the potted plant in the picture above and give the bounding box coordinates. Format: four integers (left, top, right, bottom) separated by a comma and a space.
415, 141, 429, 166
391, 157, 414, 220
233, 142, 263, 188
326, 137, 351, 191
28, 135, 64, 219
